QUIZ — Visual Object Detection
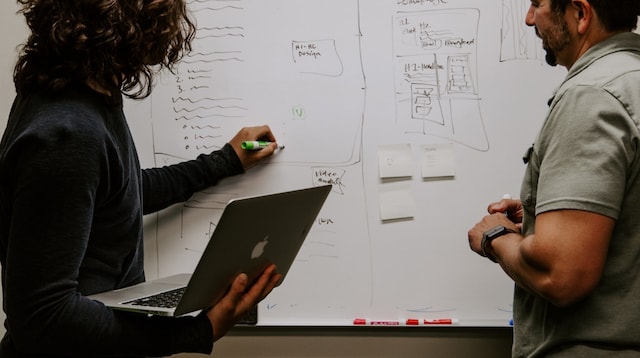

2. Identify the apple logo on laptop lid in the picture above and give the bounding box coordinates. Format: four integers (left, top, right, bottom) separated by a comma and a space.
251, 235, 269, 259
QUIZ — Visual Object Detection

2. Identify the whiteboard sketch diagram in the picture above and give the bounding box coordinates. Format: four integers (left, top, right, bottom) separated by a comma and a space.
393, 9, 489, 151
149, 0, 374, 324
500, 0, 545, 61
151, 0, 365, 167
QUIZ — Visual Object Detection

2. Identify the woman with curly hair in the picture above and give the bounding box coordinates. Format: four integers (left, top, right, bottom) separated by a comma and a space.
0, 0, 283, 357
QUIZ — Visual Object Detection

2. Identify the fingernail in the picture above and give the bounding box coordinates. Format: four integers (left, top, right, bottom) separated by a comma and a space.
238, 273, 248, 284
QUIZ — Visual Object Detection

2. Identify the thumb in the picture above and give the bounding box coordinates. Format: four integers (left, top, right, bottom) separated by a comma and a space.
488, 202, 503, 214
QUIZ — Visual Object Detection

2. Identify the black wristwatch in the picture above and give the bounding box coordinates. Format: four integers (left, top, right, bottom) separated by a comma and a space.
481, 225, 516, 263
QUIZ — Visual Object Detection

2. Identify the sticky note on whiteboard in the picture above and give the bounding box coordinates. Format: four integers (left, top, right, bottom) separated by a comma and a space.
379, 184, 415, 221
421, 143, 455, 179
378, 143, 412, 179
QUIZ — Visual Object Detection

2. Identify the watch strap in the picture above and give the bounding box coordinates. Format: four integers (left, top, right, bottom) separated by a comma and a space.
481, 226, 516, 263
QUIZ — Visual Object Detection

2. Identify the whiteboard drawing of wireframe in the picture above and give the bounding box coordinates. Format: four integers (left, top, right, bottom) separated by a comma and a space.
148, 0, 373, 325
393, 9, 488, 152
500, 0, 545, 62
151, 0, 365, 168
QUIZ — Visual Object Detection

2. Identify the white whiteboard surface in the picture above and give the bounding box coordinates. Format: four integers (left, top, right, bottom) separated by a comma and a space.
140, 0, 565, 326
0, 0, 566, 327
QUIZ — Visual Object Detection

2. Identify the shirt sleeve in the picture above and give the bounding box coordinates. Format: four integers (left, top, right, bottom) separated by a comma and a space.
141, 143, 244, 214
535, 85, 634, 219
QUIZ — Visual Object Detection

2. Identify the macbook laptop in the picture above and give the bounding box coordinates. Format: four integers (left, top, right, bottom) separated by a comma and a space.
88, 184, 332, 317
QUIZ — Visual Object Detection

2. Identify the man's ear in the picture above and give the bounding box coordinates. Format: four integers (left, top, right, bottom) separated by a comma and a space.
571, 0, 592, 34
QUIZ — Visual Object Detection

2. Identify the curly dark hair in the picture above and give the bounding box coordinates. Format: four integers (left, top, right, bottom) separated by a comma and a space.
550, 0, 640, 32
13, 0, 196, 99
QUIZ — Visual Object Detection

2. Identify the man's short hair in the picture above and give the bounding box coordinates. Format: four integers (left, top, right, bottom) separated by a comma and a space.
551, 0, 639, 32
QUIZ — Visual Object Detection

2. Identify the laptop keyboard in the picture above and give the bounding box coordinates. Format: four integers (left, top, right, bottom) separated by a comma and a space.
123, 287, 186, 308
122, 287, 258, 322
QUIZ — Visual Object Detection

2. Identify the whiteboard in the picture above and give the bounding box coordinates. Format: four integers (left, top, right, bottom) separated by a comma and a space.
134, 0, 566, 326
1, 0, 566, 327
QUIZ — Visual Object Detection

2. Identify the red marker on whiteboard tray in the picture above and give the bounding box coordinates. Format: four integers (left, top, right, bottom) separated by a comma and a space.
369, 320, 402, 326
352, 318, 403, 326
423, 318, 459, 325
354, 318, 459, 326
405, 318, 459, 325
353, 318, 367, 325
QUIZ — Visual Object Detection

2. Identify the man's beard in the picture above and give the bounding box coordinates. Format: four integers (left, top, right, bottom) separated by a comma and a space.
536, 16, 571, 67
544, 46, 558, 67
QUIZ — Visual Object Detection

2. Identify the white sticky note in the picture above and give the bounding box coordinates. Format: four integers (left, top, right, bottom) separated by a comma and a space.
421, 143, 455, 179
379, 185, 415, 221
378, 144, 412, 179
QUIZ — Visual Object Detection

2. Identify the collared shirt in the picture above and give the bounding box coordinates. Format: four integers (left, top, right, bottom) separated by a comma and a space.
516, 32, 640, 357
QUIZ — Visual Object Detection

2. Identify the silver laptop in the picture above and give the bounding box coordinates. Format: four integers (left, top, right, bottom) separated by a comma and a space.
88, 184, 332, 317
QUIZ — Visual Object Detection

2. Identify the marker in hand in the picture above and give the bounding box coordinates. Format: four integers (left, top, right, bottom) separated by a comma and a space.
241, 141, 285, 150
502, 194, 511, 217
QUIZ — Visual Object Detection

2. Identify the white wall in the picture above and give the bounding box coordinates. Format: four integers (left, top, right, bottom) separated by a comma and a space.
0, 2, 512, 357
0, 2, 23, 118
0, 0, 25, 341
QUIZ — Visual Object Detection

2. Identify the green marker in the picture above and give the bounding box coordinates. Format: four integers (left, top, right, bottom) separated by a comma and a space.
241, 141, 285, 150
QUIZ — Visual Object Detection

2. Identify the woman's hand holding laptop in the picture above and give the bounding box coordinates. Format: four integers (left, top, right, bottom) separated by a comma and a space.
207, 264, 282, 341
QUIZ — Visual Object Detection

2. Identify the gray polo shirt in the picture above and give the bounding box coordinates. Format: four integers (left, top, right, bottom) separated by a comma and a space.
515, 32, 640, 357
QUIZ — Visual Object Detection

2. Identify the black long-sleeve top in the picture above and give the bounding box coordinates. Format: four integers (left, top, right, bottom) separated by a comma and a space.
0, 87, 244, 357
